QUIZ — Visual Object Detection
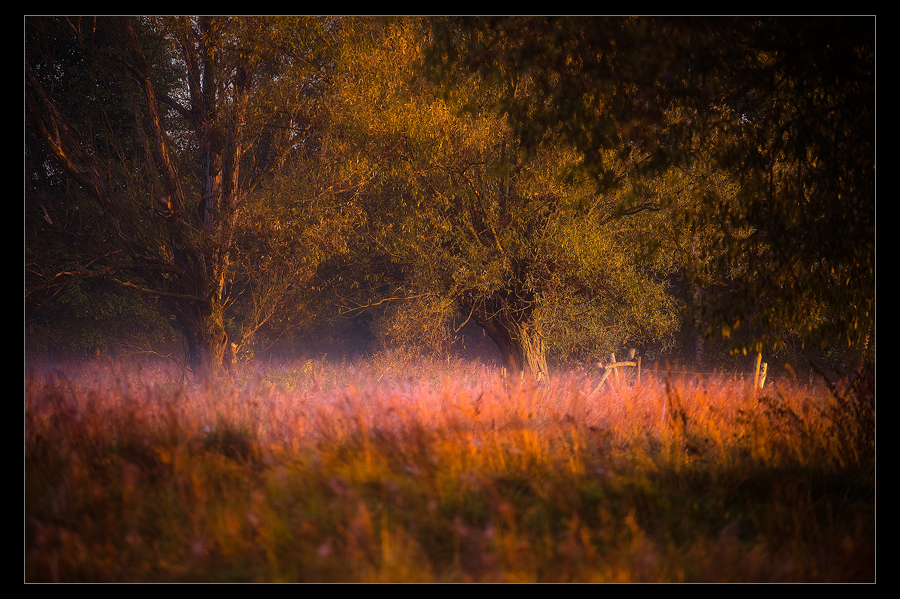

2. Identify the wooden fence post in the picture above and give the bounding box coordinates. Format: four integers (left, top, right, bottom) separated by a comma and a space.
753, 352, 768, 390
594, 349, 640, 392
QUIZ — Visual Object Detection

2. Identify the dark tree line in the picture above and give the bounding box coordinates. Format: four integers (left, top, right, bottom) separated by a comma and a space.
427, 17, 875, 356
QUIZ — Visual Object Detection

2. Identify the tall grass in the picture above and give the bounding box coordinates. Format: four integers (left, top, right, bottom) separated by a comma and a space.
25, 355, 874, 582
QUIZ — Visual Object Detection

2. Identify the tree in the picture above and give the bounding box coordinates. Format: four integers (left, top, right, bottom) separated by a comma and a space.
427, 17, 875, 358
322, 18, 679, 376
26, 16, 334, 376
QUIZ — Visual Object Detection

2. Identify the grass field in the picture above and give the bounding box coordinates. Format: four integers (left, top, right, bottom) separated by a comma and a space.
24, 355, 875, 582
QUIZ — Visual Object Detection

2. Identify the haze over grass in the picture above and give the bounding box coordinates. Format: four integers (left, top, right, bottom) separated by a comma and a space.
25, 355, 874, 582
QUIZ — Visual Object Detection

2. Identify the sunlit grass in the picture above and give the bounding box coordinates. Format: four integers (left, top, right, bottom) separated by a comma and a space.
25, 356, 874, 582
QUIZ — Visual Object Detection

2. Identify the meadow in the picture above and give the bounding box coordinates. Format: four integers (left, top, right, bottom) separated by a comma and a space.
24, 354, 875, 582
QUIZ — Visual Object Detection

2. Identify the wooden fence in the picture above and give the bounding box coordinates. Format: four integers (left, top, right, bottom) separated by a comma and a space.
593, 349, 768, 391
595, 349, 640, 390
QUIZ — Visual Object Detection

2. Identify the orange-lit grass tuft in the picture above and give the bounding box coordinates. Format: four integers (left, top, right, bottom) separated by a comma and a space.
25, 357, 874, 582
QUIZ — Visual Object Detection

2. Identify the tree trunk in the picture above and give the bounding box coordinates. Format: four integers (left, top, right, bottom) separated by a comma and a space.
694, 285, 704, 369
169, 292, 228, 380
486, 323, 525, 374
27, 17, 305, 381
461, 266, 549, 379
474, 309, 549, 380
520, 322, 549, 380
692, 234, 704, 369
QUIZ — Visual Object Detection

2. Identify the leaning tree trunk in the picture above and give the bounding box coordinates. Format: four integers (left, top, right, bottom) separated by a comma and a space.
519, 321, 549, 381
462, 270, 550, 379
474, 305, 549, 380
485, 322, 526, 374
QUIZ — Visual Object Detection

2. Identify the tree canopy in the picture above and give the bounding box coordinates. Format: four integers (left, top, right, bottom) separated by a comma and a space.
318, 18, 680, 376
26, 16, 337, 375
427, 16, 875, 356
26, 16, 875, 375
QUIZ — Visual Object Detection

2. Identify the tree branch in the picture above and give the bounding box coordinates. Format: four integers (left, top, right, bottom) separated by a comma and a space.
109, 277, 212, 305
